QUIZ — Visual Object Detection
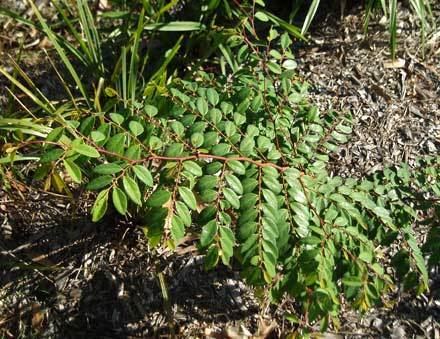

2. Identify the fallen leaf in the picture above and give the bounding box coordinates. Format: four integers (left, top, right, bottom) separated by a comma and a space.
383, 58, 405, 69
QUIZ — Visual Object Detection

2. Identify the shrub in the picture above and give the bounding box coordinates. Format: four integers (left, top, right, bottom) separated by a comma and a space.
0, 0, 439, 333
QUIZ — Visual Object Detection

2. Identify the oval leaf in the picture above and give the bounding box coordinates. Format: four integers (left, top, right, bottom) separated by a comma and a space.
73, 143, 100, 158
87, 175, 113, 190
183, 161, 203, 177
94, 163, 123, 174
133, 165, 153, 187
123, 176, 142, 206
200, 220, 218, 247
129, 120, 144, 136
92, 190, 109, 222
63, 159, 82, 184
112, 187, 128, 215
147, 189, 171, 207
178, 186, 197, 210
223, 188, 240, 209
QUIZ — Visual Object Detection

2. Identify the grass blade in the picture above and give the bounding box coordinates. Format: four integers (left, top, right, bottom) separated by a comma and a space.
129, 9, 145, 114
301, 0, 320, 35
76, 0, 103, 74
27, 0, 90, 106
389, 0, 397, 60
0, 67, 54, 114
143, 21, 206, 31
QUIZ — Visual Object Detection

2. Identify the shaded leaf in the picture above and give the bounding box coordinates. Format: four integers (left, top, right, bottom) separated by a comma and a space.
201, 220, 217, 247
112, 187, 127, 215
147, 189, 171, 207
92, 190, 108, 222
63, 159, 82, 183
87, 175, 113, 190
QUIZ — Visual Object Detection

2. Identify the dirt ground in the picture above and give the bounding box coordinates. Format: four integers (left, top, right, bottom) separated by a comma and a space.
1, 2, 439, 338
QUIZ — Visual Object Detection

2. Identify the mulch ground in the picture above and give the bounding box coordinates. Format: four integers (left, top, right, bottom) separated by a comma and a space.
1, 3, 439, 338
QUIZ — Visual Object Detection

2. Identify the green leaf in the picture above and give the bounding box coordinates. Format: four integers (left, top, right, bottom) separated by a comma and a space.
251, 94, 263, 112
267, 61, 282, 74
227, 160, 246, 175
149, 136, 163, 150
263, 175, 282, 194
170, 121, 185, 136
205, 245, 219, 270
200, 220, 218, 247
106, 133, 126, 155
171, 215, 185, 242
72, 143, 100, 158
112, 187, 127, 215
110, 113, 124, 125
91, 131, 105, 143
359, 250, 373, 264
225, 121, 236, 137
206, 88, 219, 106
342, 276, 363, 287
144, 104, 158, 117
200, 189, 217, 203
263, 250, 277, 278
197, 175, 218, 190
87, 175, 113, 190
94, 163, 123, 174
183, 161, 203, 177
212, 143, 230, 156
191, 132, 204, 147
125, 144, 141, 160
129, 120, 144, 136
255, 11, 269, 22
165, 143, 184, 157
262, 189, 278, 208
373, 206, 392, 223
175, 201, 191, 227
123, 176, 142, 205
196, 97, 208, 115
282, 59, 297, 70
225, 174, 243, 195
63, 159, 82, 183
240, 136, 255, 155
144, 21, 205, 31
104, 87, 118, 96
40, 148, 64, 163
223, 188, 240, 209
46, 127, 64, 142
92, 190, 108, 222
147, 189, 171, 207
220, 226, 235, 265
179, 186, 197, 210
133, 165, 153, 187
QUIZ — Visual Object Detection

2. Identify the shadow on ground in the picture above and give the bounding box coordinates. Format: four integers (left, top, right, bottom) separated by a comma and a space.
0, 188, 259, 338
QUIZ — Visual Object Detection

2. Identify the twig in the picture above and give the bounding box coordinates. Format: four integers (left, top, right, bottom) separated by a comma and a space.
15, 140, 291, 172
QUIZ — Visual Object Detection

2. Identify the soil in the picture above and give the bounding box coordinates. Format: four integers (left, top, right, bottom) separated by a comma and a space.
1, 2, 439, 338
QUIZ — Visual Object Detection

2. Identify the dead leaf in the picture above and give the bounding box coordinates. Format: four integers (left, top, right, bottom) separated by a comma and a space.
383, 58, 405, 69
31, 303, 44, 330
255, 319, 277, 338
